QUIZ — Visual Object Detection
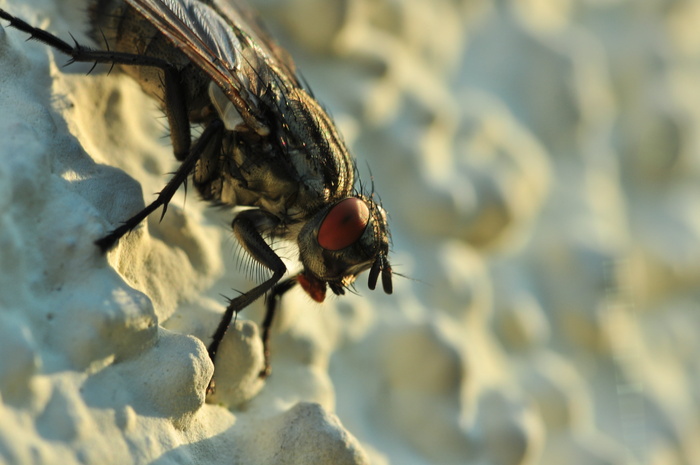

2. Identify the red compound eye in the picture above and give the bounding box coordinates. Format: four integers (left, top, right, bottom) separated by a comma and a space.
318, 198, 370, 251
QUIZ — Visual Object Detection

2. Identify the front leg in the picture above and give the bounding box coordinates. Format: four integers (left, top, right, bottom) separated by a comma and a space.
258, 278, 298, 377
208, 210, 287, 363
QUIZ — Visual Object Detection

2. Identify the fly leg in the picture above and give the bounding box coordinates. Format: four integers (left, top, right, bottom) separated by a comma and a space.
208, 211, 287, 365
258, 278, 298, 377
95, 120, 224, 251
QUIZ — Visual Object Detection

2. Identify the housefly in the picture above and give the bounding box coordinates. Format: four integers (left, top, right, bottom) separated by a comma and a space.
0, 0, 392, 380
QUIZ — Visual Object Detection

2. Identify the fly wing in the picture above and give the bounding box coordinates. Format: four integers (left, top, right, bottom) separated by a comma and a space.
210, 0, 300, 85
126, 0, 355, 202
125, 0, 301, 134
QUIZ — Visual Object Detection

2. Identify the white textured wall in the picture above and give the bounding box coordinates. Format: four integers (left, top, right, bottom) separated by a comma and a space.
1, 0, 699, 464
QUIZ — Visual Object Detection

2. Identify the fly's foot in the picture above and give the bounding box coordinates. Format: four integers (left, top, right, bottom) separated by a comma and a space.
206, 378, 216, 396
258, 358, 271, 379
205, 320, 266, 408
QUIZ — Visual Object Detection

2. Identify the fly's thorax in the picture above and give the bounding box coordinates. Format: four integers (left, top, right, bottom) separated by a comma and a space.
265, 87, 355, 201
195, 120, 324, 223
297, 196, 390, 294
204, 82, 357, 218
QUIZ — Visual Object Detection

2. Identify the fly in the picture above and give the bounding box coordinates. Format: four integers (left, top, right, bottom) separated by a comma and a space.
0, 0, 393, 381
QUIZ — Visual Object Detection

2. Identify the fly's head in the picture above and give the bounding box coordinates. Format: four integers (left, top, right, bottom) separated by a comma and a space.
296, 196, 392, 302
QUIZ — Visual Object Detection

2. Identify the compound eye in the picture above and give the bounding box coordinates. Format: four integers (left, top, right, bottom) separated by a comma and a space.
318, 198, 370, 251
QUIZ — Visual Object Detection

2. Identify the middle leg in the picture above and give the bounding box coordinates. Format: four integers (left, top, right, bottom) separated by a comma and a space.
95, 119, 224, 251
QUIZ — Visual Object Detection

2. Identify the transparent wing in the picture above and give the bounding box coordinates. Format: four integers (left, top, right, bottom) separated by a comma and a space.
210, 0, 299, 81
125, 0, 301, 132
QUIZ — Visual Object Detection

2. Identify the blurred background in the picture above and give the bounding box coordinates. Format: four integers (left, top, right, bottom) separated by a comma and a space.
248, 0, 700, 463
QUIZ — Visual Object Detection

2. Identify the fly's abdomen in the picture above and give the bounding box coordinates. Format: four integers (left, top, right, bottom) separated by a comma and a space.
90, 0, 210, 114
